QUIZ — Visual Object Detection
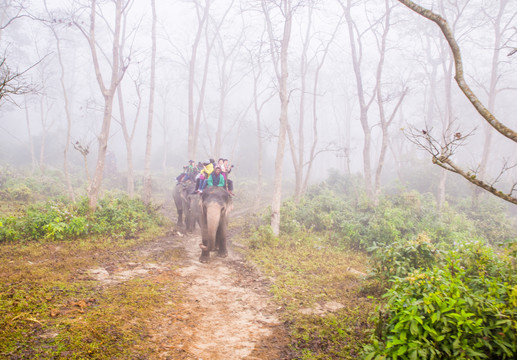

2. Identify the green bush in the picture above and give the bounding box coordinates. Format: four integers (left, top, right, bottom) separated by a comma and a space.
0, 184, 33, 201
365, 244, 517, 360
279, 184, 508, 253
247, 225, 279, 250
0, 194, 163, 242
369, 233, 440, 280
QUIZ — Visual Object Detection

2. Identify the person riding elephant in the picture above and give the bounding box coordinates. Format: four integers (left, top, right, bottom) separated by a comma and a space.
198, 186, 232, 262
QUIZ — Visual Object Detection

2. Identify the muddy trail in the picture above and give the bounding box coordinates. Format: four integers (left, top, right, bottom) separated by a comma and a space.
157, 227, 291, 359
99, 202, 292, 359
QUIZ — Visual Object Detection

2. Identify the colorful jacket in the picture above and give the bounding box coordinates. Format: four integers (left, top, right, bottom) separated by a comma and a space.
207, 172, 225, 187
201, 163, 214, 178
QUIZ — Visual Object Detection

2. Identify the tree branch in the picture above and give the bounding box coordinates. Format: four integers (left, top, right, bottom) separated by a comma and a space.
398, 0, 517, 143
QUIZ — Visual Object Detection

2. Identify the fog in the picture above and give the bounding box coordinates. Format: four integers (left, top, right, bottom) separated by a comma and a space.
0, 0, 516, 208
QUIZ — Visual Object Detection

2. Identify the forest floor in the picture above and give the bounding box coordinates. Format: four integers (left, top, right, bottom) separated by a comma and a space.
1, 197, 373, 359
0, 202, 293, 360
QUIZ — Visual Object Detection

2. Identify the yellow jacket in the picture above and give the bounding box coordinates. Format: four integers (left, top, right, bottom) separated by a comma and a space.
202, 163, 214, 178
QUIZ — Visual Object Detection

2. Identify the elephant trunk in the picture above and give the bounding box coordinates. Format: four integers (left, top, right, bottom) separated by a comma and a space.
205, 204, 221, 252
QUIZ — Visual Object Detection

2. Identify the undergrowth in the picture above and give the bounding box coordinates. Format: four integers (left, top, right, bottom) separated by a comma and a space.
240, 176, 517, 359
239, 223, 376, 359
0, 192, 164, 242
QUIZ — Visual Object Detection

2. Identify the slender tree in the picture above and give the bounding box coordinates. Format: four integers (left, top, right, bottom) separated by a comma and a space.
262, 0, 294, 236
143, 0, 157, 204
473, 0, 514, 206
43, 0, 75, 200
73, 0, 128, 209
248, 29, 275, 209
338, 0, 377, 200
372, 0, 407, 205
187, 0, 210, 160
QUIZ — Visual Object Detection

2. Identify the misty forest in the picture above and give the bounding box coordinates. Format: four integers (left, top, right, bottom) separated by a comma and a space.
0, 0, 516, 359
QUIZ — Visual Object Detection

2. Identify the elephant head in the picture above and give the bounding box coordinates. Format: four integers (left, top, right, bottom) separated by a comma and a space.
198, 187, 232, 262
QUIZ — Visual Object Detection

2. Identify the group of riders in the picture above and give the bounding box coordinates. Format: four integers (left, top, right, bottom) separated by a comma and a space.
176, 158, 235, 196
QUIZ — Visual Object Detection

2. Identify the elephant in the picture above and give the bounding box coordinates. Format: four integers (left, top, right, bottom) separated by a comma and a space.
172, 181, 199, 232
198, 186, 232, 263
186, 191, 201, 232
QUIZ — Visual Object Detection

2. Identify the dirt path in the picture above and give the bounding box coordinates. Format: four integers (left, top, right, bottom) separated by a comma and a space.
85, 201, 290, 359
163, 229, 289, 359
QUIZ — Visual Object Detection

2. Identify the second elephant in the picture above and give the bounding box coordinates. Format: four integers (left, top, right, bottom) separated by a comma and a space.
172, 182, 199, 232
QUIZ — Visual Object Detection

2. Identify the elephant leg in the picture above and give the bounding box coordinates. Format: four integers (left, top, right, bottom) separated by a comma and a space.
216, 221, 228, 257
177, 209, 183, 226
185, 215, 191, 232
199, 238, 210, 262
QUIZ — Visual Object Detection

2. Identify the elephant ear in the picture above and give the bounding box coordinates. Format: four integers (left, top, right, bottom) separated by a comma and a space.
225, 200, 233, 216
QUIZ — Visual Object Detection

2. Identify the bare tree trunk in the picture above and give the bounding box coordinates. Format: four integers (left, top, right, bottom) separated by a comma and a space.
192, 0, 234, 160
160, 86, 170, 172
249, 31, 274, 210
188, 0, 210, 160
340, 0, 376, 199
473, 0, 509, 206
44, 0, 74, 200
143, 0, 157, 204
115, 2, 140, 198
264, 0, 292, 236
214, 63, 228, 159
119, 78, 142, 198
192, 31, 213, 160
38, 94, 47, 173
77, 0, 125, 210
55, 33, 75, 201
290, 5, 313, 201
372, 0, 391, 205
213, 29, 241, 159
372, 2, 407, 205
24, 96, 36, 173
436, 168, 447, 208
301, 14, 343, 197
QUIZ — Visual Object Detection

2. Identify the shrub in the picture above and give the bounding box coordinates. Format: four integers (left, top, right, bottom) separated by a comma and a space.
365, 244, 517, 360
369, 233, 440, 280
247, 225, 279, 250
0, 194, 163, 242
0, 184, 32, 201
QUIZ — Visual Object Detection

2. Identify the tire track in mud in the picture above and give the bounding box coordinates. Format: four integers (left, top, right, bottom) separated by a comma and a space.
170, 228, 290, 360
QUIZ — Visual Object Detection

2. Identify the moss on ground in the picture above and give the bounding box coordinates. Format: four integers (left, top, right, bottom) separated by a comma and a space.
0, 230, 186, 359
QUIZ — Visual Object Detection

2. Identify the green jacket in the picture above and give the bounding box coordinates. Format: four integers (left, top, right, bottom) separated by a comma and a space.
207, 172, 225, 187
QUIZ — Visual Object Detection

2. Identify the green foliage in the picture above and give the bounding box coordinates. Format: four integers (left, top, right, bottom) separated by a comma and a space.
0, 167, 68, 201
0, 184, 32, 201
369, 233, 440, 280
279, 183, 514, 253
88, 194, 159, 238
365, 243, 517, 360
247, 224, 279, 249
0, 194, 163, 242
270, 177, 516, 359
456, 198, 517, 245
